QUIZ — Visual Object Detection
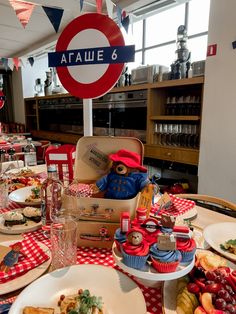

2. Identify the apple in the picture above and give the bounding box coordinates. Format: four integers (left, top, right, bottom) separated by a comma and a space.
201, 292, 215, 313
194, 306, 207, 314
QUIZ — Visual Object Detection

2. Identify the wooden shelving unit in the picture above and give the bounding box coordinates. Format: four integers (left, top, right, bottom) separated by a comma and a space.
24, 76, 204, 166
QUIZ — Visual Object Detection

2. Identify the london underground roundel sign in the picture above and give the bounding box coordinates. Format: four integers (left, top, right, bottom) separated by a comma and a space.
0, 90, 5, 109
48, 13, 135, 99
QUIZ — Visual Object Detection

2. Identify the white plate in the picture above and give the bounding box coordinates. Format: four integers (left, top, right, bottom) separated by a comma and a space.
0, 240, 51, 295
163, 257, 236, 314
8, 186, 41, 206
203, 222, 236, 261
0, 209, 42, 234
9, 264, 147, 314
112, 243, 195, 283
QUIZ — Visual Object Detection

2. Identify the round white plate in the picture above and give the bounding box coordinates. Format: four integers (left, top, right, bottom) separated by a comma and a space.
8, 186, 41, 206
9, 264, 147, 314
0, 209, 42, 234
0, 240, 51, 295
112, 243, 195, 283
163, 256, 236, 314
203, 222, 236, 261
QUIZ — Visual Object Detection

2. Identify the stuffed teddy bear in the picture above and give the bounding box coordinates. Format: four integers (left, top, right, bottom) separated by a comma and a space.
92, 149, 150, 200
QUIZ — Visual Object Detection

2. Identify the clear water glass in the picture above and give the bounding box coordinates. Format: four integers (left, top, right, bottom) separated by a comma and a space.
50, 216, 78, 270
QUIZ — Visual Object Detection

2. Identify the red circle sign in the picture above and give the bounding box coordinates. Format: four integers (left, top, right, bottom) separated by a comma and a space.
56, 13, 125, 99
0, 90, 5, 109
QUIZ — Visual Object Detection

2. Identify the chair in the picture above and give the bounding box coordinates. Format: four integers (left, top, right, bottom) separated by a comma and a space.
175, 194, 236, 217
36, 140, 51, 164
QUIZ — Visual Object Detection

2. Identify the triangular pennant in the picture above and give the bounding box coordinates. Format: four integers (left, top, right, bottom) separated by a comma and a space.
9, 0, 35, 28
1, 58, 9, 71
13, 57, 20, 71
105, 0, 113, 18
20, 57, 27, 67
80, 0, 84, 12
122, 15, 130, 33
96, 0, 102, 14
28, 56, 34, 66
8, 58, 14, 71
42, 6, 64, 33
116, 5, 122, 27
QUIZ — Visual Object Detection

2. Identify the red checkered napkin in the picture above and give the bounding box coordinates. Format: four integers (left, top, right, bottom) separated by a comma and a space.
151, 193, 195, 217
0, 238, 50, 283
65, 183, 93, 197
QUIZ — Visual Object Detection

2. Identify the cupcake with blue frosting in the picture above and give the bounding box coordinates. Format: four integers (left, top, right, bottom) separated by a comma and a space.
150, 234, 182, 273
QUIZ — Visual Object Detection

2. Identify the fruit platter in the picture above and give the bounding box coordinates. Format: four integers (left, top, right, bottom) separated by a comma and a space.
163, 249, 236, 314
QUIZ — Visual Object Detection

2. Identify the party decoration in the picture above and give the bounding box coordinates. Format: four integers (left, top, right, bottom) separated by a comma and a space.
42, 6, 64, 33
0, 90, 6, 109
96, 0, 102, 14
9, 0, 35, 28
28, 57, 34, 66
122, 15, 130, 33
13, 57, 20, 71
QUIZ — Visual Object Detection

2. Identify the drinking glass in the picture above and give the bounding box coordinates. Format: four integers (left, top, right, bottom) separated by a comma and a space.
50, 215, 78, 270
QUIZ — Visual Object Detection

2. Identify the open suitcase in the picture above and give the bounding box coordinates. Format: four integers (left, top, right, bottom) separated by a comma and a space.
63, 136, 152, 248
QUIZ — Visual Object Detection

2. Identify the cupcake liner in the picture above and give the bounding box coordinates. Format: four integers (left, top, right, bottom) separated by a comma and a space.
121, 249, 149, 270
180, 248, 196, 263
151, 257, 179, 273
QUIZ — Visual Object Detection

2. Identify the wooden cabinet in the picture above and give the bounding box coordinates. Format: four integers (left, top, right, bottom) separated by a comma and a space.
24, 77, 204, 165
145, 77, 204, 166
24, 97, 39, 131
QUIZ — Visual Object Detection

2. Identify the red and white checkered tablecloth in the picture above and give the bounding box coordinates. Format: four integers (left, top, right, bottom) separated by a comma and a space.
0, 238, 50, 283
0, 228, 163, 314
151, 193, 195, 217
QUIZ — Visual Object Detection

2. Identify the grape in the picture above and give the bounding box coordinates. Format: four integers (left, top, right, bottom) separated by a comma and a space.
225, 304, 236, 313
218, 289, 230, 299
224, 284, 235, 295
205, 280, 215, 285
215, 298, 227, 310
206, 271, 217, 281
216, 276, 223, 283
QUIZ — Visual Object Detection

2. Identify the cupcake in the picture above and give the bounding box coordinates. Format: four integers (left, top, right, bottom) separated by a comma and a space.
23, 207, 41, 223
114, 228, 127, 252
121, 229, 149, 270
176, 238, 196, 263
150, 242, 182, 273
3, 211, 26, 226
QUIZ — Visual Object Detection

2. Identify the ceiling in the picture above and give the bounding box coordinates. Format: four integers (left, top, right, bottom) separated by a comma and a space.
0, 0, 188, 59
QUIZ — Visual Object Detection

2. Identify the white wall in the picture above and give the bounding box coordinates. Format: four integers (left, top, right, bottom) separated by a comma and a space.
21, 56, 49, 98
198, 0, 236, 202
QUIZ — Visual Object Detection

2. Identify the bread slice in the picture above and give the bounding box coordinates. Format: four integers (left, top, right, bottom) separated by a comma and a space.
23, 306, 54, 314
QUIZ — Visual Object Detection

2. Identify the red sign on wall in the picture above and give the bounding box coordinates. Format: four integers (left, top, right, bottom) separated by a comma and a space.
207, 44, 217, 57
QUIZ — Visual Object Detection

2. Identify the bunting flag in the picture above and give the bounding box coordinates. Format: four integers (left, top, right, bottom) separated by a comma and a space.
96, 0, 102, 14
105, 0, 114, 18
8, 58, 14, 71
116, 5, 122, 27
1, 58, 9, 71
28, 57, 34, 67
13, 57, 20, 71
9, 0, 35, 28
80, 0, 84, 12
122, 15, 130, 33
42, 6, 64, 33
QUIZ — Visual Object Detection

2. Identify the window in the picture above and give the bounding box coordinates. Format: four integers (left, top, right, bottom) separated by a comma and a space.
126, 0, 211, 71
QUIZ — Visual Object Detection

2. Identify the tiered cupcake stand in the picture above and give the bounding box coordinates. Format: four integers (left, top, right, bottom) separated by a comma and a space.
112, 243, 195, 288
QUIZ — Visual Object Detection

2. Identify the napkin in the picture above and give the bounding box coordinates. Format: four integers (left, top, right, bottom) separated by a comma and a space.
151, 194, 195, 217
65, 183, 93, 197
0, 238, 50, 283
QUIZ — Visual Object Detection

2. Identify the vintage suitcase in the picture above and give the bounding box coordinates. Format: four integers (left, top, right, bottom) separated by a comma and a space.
63, 136, 148, 223
76, 220, 120, 248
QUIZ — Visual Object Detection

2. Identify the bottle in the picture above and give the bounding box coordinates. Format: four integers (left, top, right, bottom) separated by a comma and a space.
24, 138, 37, 166
40, 165, 63, 230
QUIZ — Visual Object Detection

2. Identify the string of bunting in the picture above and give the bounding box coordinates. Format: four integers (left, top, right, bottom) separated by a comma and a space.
0, 0, 131, 71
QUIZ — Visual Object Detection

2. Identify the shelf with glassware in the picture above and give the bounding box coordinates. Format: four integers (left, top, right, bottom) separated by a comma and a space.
145, 76, 204, 166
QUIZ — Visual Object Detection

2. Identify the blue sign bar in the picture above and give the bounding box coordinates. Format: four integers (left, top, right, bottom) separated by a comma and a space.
48, 45, 135, 67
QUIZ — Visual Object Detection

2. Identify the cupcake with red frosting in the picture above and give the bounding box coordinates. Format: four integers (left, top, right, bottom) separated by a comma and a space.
121, 229, 150, 270
176, 238, 196, 263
